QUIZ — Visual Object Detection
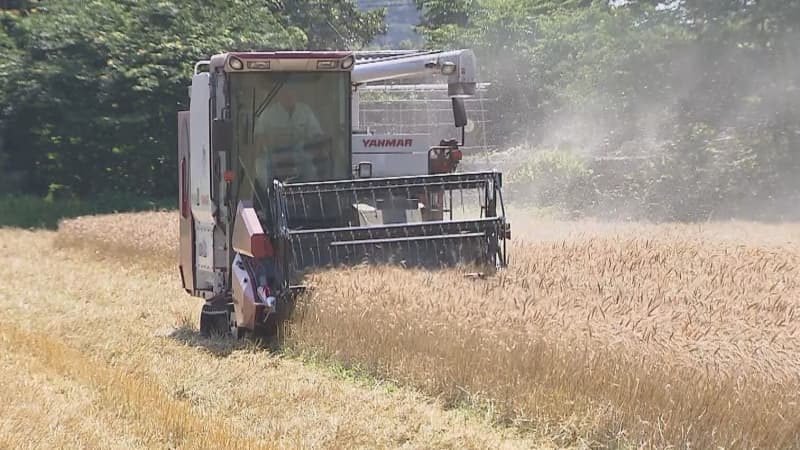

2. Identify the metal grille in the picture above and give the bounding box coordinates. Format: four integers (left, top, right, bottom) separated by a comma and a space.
357, 83, 497, 154
271, 171, 507, 273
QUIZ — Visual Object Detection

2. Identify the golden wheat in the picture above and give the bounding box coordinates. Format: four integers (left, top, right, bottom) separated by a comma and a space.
58, 211, 177, 261
0, 228, 545, 450
55, 211, 800, 448
294, 238, 800, 447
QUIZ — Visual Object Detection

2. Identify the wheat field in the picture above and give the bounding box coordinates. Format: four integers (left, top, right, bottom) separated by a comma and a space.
43, 211, 800, 447
0, 226, 541, 450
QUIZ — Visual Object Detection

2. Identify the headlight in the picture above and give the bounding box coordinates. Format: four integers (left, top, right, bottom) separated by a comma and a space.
229, 56, 244, 70
341, 55, 355, 70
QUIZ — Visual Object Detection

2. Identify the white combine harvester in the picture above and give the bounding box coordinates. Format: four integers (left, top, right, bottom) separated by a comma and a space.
176, 49, 510, 338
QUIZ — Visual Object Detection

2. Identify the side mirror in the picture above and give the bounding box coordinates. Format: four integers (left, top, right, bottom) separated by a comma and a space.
212, 119, 233, 152
452, 97, 468, 128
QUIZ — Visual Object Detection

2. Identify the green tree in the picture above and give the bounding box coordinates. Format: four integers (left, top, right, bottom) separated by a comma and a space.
416, 0, 800, 220
275, 0, 387, 49
0, 12, 23, 193
414, 0, 477, 28
0, 0, 305, 197
0, 0, 33, 11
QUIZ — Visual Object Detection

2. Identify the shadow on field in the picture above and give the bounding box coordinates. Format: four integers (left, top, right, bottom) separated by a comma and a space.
167, 323, 240, 358
0, 194, 175, 229
166, 322, 281, 357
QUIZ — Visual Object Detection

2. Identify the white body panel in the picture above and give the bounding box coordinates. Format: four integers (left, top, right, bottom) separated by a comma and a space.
231, 253, 256, 327
189, 73, 215, 276
352, 134, 430, 177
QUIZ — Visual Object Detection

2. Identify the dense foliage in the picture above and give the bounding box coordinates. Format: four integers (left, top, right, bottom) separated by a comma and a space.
279, 0, 385, 49
0, 0, 383, 198
420, 0, 800, 220
2, 0, 798, 221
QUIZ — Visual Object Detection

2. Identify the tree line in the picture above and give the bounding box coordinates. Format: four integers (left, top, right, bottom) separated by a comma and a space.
2, 0, 799, 221
0, 0, 384, 198
415, 0, 800, 220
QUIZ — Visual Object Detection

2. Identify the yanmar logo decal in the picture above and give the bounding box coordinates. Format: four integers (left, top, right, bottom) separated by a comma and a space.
362, 138, 413, 148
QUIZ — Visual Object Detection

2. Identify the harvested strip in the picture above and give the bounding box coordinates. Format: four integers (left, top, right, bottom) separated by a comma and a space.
0, 321, 270, 450
0, 350, 146, 450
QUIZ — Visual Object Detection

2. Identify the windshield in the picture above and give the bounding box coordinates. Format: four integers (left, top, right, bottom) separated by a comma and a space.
229, 72, 351, 205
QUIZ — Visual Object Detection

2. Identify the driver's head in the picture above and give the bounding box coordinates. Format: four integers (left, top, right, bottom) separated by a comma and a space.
277, 84, 297, 112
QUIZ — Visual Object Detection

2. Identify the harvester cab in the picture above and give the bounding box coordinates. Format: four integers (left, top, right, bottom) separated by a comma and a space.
177, 50, 509, 338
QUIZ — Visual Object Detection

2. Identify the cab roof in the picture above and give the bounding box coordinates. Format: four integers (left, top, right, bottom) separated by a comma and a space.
208, 51, 355, 72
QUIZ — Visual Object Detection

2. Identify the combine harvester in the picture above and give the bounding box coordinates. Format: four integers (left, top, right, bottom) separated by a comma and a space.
176, 49, 510, 338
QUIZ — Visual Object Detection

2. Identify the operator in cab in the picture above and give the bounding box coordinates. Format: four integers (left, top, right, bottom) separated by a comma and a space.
254, 79, 325, 186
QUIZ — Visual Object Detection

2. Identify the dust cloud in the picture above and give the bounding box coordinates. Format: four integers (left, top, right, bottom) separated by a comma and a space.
463, 20, 800, 223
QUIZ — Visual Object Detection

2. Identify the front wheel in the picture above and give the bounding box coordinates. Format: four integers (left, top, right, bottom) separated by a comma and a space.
228, 305, 247, 340
253, 315, 281, 351
199, 304, 229, 337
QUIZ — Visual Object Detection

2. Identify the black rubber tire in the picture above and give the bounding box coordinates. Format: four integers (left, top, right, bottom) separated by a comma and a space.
252, 315, 281, 350
199, 309, 229, 337
227, 306, 248, 340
